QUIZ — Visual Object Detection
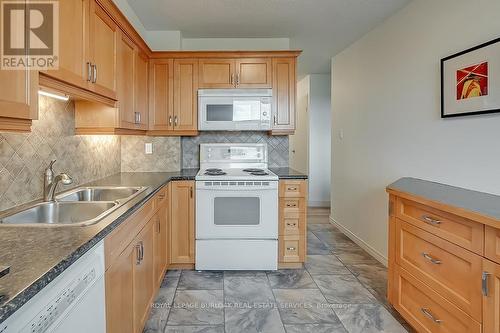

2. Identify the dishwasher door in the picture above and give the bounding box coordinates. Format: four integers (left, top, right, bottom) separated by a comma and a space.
0, 241, 106, 333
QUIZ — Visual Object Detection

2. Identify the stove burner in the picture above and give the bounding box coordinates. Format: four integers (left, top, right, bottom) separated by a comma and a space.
204, 169, 227, 176
250, 171, 269, 176
205, 168, 223, 172
243, 168, 265, 173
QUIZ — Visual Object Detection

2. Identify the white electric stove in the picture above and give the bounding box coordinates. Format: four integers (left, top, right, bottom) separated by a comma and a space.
195, 143, 278, 271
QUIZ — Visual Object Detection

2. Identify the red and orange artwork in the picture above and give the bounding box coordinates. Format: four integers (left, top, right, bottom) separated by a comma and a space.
456, 62, 488, 100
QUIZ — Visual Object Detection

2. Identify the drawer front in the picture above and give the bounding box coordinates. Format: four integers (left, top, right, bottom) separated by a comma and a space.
396, 220, 482, 320
280, 214, 306, 236
280, 198, 306, 218
279, 235, 305, 263
396, 198, 483, 254
394, 266, 481, 333
154, 186, 168, 209
485, 225, 500, 265
279, 180, 307, 198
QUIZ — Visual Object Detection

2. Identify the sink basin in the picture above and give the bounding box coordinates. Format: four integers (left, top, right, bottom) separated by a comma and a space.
0, 202, 118, 226
57, 187, 144, 202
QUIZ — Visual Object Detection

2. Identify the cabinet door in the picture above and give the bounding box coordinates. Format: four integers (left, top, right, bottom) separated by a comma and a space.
170, 181, 195, 264
272, 57, 296, 134
135, 51, 149, 130
153, 212, 167, 287
117, 31, 136, 129
198, 59, 234, 88
134, 220, 155, 333
88, 0, 117, 99
41, 0, 89, 88
105, 242, 135, 333
0, 68, 38, 127
483, 259, 500, 333
149, 59, 174, 131
173, 59, 198, 132
236, 58, 272, 88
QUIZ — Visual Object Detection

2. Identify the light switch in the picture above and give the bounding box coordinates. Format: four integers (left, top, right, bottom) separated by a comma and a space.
145, 143, 153, 154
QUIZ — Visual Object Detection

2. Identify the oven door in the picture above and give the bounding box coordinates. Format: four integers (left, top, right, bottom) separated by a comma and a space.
196, 181, 278, 239
198, 96, 265, 131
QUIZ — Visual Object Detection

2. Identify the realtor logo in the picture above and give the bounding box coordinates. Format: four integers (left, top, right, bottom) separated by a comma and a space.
1, 0, 59, 70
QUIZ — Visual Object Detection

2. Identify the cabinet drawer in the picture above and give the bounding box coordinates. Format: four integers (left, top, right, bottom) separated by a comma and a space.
280, 214, 306, 236
393, 265, 481, 333
154, 186, 167, 209
396, 220, 482, 320
279, 235, 305, 263
279, 180, 307, 198
485, 225, 500, 265
280, 198, 306, 217
396, 198, 483, 254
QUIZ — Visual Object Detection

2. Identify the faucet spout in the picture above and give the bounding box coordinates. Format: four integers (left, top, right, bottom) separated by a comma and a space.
43, 161, 73, 202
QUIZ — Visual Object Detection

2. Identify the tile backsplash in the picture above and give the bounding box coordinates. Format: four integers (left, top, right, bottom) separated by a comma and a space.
121, 136, 181, 172
0, 96, 121, 211
181, 131, 289, 168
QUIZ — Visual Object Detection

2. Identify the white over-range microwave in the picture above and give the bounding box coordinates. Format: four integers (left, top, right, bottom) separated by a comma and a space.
198, 89, 272, 131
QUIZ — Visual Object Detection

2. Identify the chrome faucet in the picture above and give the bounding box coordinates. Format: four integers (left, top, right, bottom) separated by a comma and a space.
43, 160, 73, 202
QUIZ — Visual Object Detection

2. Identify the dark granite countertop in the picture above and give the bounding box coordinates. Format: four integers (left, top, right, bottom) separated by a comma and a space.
269, 167, 308, 179
0, 169, 197, 324
387, 177, 500, 221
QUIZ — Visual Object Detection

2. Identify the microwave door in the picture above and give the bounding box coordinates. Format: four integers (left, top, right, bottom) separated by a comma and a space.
200, 97, 235, 130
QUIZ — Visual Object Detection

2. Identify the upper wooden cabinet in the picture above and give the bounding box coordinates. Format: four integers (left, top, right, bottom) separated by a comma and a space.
173, 59, 199, 135
116, 31, 136, 129
135, 51, 149, 130
148, 59, 174, 133
272, 57, 296, 135
88, 0, 118, 100
199, 58, 272, 89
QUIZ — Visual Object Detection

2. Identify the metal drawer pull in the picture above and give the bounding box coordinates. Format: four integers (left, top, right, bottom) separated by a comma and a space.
286, 223, 297, 227
288, 187, 298, 191
286, 203, 297, 207
92, 64, 98, 83
287, 247, 296, 251
87, 62, 92, 82
421, 252, 441, 265
135, 243, 142, 265
421, 215, 441, 225
421, 308, 442, 323
158, 193, 165, 200
169, 116, 173, 125
482, 272, 491, 296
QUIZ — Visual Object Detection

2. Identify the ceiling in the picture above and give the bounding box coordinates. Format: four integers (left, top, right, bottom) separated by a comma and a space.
126, 0, 411, 75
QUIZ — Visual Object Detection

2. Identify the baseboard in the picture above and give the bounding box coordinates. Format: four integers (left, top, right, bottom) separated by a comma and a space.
308, 201, 330, 207
329, 216, 388, 267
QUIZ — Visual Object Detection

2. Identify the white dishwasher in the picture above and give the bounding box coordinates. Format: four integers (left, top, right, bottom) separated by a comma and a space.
0, 241, 106, 333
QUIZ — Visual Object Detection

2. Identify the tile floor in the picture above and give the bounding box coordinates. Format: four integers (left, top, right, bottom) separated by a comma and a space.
144, 209, 412, 333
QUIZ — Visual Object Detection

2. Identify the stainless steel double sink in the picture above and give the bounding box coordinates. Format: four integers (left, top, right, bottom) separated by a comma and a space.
0, 186, 147, 226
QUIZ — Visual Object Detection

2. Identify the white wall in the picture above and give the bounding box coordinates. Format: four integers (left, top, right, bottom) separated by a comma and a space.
181, 38, 290, 50
289, 76, 310, 174
309, 74, 331, 207
331, 0, 500, 264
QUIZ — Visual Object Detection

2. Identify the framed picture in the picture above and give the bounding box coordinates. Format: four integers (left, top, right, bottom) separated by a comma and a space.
441, 37, 500, 118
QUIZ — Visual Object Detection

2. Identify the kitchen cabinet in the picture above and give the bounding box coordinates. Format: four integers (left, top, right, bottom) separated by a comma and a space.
154, 198, 168, 287
135, 51, 149, 130
169, 181, 195, 267
271, 57, 296, 135
278, 180, 308, 268
172, 59, 199, 135
199, 58, 271, 88
148, 59, 174, 133
483, 259, 500, 333
116, 31, 136, 129
40, 0, 89, 89
88, 0, 118, 100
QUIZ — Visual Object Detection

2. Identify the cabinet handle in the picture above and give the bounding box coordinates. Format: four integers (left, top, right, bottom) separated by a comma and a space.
157, 219, 161, 233
138, 112, 141, 124
236, 74, 240, 86
286, 222, 296, 227
421, 215, 441, 226
135, 243, 142, 265
421, 252, 441, 265
420, 308, 442, 324
158, 193, 165, 200
286, 247, 296, 251
286, 203, 297, 207
274, 115, 277, 125
231, 73, 235, 86
169, 116, 173, 125
190, 186, 193, 198
92, 64, 98, 83
287, 187, 297, 191
87, 62, 92, 82
174, 116, 178, 126
140, 242, 144, 262
482, 272, 491, 296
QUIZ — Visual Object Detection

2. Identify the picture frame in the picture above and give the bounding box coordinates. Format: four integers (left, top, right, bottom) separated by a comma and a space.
441, 37, 500, 118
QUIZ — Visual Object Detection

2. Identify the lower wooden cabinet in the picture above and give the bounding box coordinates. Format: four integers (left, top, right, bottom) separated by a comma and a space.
169, 181, 195, 267
483, 259, 500, 333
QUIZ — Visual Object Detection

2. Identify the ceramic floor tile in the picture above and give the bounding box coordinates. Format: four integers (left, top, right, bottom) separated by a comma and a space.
267, 269, 317, 289
312, 274, 377, 304
177, 271, 223, 290
304, 255, 351, 275
335, 250, 381, 265
225, 307, 285, 333
346, 263, 388, 290
307, 224, 336, 232
144, 288, 176, 332
162, 274, 180, 289
284, 323, 347, 333
163, 326, 225, 333
224, 274, 275, 304
166, 269, 183, 277
168, 290, 224, 326
273, 289, 342, 325
307, 232, 332, 255
334, 304, 408, 333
